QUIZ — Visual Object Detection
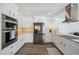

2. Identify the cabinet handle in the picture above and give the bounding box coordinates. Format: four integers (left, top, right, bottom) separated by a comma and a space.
10, 51, 13, 54
13, 13, 15, 16
9, 11, 11, 14
60, 42, 62, 45
63, 44, 65, 48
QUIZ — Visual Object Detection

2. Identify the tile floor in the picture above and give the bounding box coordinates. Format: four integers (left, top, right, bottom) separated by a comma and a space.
15, 43, 62, 55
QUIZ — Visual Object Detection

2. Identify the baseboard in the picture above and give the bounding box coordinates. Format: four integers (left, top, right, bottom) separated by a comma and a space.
25, 42, 53, 44
44, 42, 53, 44
25, 42, 33, 44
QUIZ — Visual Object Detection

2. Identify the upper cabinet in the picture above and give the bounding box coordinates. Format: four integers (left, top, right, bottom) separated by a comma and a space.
0, 3, 18, 19
63, 3, 78, 23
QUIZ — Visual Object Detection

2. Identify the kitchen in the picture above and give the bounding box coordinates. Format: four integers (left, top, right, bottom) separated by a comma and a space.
0, 3, 79, 55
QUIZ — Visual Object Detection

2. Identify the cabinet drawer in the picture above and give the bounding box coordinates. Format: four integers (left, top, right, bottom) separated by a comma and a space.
1, 42, 17, 55
1, 46, 14, 55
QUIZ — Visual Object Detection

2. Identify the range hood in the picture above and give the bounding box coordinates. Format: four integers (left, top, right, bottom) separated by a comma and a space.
63, 3, 78, 23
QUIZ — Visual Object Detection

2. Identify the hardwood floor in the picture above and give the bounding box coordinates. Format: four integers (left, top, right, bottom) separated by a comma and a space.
15, 43, 55, 55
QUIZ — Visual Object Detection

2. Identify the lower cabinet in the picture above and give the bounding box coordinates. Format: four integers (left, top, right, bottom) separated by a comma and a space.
52, 35, 79, 55
63, 39, 79, 55
0, 35, 24, 55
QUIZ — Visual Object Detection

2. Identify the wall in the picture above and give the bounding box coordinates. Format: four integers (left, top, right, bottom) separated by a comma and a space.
58, 22, 79, 34
22, 16, 33, 43
34, 16, 47, 33
18, 14, 33, 43
48, 4, 79, 34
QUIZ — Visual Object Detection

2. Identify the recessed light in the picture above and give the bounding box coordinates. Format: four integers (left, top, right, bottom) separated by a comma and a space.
48, 12, 51, 15
27, 12, 31, 15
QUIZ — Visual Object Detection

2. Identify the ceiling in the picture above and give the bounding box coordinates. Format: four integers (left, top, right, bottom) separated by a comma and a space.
16, 3, 69, 16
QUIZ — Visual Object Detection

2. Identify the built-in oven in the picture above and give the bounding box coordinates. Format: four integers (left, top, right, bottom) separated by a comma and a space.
2, 19, 17, 30
2, 14, 18, 49
2, 30, 17, 48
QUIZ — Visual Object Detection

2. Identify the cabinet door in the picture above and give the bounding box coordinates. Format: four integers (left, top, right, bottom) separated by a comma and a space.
52, 36, 66, 54
1, 42, 17, 55
55, 36, 64, 51
67, 40, 79, 55
63, 39, 79, 55
52, 36, 79, 55
22, 17, 33, 27
51, 35, 55, 42
61, 39, 70, 54
18, 16, 23, 27
1, 35, 24, 55
44, 33, 53, 42
0, 4, 9, 15
0, 4, 18, 18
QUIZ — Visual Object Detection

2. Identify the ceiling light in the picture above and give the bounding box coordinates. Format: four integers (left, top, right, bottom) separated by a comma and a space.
27, 12, 31, 15
48, 12, 52, 15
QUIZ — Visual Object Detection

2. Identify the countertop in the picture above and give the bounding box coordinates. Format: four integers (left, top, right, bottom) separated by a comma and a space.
55, 33, 79, 44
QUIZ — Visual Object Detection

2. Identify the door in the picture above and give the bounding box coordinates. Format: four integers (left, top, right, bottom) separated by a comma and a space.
33, 23, 44, 44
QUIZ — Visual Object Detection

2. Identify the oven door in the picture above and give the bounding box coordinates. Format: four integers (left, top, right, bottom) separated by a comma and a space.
2, 30, 16, 48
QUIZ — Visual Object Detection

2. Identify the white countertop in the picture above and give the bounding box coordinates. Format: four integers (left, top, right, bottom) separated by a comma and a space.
56, 33, 79, 38
72, 39, 79, 43
55, 33, 79, 43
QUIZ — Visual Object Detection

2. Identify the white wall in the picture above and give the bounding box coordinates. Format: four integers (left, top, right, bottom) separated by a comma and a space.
58, 22, 79, 34
34, 16, 48, 33
48, 4, 79, 34
23, 16, 33, 43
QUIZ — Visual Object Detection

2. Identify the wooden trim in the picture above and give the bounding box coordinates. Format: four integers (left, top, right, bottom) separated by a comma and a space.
43, 42, 53, 44
17, 27, 33, 36
24, 42, 33, 44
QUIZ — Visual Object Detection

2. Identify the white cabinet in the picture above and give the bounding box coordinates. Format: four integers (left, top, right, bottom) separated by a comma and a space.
1, 42, 17, 55
44, 33, 55, 43
44, 33, 52, 42
52, 35, 79, 55
63, 39, 79, 55
18, 14, 23, 27
22, 17, 33, 27
22, 19, 27, 27
0, 3, 18, 19
52, 35, 64, 52
1, 35, 24, 55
